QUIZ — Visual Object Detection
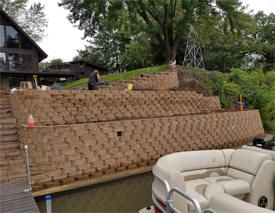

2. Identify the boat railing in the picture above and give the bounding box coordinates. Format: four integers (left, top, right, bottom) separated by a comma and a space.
152, 167, 216, 213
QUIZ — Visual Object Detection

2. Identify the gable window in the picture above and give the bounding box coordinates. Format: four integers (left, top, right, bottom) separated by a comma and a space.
6, 26, 19, 48
0, 25, 5, 48
20, 34, 33, 49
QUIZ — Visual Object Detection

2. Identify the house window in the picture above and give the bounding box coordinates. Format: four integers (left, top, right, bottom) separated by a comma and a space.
8, 53, 32, 71
0, 52, 6, 71
8, 53, 20, 70
6, 26, 19, 48
20, 54, 32, 70
0, 25, 5, 48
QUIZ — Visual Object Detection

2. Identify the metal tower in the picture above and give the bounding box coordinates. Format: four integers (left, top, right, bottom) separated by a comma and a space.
183, 25, 205, 69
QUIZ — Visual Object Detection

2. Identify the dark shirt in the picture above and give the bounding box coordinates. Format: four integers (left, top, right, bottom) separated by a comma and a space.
88, 72, 99, 85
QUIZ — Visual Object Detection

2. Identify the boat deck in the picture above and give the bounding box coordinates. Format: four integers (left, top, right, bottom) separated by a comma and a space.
0, 180, 39, 213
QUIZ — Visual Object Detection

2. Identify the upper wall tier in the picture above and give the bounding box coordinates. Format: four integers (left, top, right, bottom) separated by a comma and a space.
10, 90, 221, 126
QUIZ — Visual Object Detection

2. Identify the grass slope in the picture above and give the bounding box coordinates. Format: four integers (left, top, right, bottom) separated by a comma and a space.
64, 65, 166, 89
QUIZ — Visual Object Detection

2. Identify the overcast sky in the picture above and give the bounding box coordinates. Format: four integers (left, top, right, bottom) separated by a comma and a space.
29, 0, 275, 62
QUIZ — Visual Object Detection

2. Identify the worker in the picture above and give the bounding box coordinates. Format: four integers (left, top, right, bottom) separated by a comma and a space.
88, 69, 100, 90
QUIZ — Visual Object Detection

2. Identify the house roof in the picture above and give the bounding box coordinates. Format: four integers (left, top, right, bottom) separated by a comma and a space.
70, 60, 107, 71
0, 8, 48, 61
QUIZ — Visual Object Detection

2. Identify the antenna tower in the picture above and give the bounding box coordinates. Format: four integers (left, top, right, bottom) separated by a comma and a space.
183, 25, 205, 69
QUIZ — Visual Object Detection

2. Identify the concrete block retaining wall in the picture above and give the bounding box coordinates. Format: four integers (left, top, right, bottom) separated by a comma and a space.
17, 110, 264, 191
10, 90, 221, 126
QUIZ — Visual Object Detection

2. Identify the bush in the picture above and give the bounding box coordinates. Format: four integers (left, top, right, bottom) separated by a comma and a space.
209, 69, 275, 130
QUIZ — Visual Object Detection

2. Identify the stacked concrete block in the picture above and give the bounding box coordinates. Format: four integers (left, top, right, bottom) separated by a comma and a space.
99, 71, 178, 91
133, 72, 178, 90
98, 83, 126, 91
18, 110, 264, 191
11, 91, 220, 125
10, 90, 221, 126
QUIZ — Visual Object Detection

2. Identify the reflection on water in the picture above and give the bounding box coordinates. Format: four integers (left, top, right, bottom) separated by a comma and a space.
36, 172, 153, 213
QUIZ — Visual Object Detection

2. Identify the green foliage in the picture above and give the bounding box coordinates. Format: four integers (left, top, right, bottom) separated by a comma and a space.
120, 34, 153, 71
200, 11, 275, 72
60, 0, 244, 64
63, 65, 166, 89
49, 58, 63, 67
1, 0, 48, 41
208, 69, 275, 130
76, 27, 130, 73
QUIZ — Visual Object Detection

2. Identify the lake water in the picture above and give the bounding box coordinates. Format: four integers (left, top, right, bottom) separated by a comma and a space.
36, 172, 153, 213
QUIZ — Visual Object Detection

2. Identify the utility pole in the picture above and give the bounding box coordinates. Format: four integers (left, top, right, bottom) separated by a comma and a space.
183, 25, 205, 69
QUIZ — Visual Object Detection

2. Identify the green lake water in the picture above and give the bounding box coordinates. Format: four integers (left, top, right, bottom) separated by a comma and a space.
36, 172, 153, 213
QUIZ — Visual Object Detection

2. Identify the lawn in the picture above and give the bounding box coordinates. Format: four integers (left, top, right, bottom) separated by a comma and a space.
63, 65, 166, 89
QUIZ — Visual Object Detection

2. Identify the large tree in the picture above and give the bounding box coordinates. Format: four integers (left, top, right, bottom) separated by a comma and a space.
60, 0, 244, 64
199, 11, 275, 72
0, 0, 48, 41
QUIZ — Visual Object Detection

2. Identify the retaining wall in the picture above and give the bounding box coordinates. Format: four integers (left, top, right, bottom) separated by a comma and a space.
10, 90, 221, 126
133, 72, 178, 90
17, 110, 264, 191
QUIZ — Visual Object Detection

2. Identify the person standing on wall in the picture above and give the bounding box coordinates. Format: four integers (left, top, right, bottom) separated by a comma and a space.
88, 69, 100, 90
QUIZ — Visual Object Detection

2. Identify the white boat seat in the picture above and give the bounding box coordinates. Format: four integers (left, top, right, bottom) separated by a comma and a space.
185, 179, 209, 211
204, 176, 250, 196
210, 192, 275, 213
204, 176, 233, 183
218, 179, 250, 196
153, 148, 274, 212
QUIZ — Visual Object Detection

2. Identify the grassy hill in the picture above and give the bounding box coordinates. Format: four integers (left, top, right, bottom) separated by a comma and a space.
64, 65, 166, 89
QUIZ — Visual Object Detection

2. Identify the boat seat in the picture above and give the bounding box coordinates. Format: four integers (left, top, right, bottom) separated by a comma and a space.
218, 179, 250, 196
210, 192, 275, 213
153, 148, 274, 212
204, 176, 233, 183
185, 179, 209, 211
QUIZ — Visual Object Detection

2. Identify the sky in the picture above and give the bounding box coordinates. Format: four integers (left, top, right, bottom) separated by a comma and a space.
29, 0, 275, 62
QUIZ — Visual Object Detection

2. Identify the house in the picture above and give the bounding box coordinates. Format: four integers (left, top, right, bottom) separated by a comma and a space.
0, 8, 75, 89
45, 60, 108, 80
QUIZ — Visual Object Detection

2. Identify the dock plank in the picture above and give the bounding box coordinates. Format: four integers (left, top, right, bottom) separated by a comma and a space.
0, 181, 39, 213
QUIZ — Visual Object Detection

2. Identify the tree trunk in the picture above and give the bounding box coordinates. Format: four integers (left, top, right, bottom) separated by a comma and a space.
165, 42, 178, 65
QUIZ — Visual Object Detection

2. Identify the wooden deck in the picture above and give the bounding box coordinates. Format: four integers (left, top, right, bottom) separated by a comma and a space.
0, 180, 39, 213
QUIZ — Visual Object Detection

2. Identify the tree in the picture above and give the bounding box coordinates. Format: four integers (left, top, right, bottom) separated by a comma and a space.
120, 33, 153, 71
250, 12, 275, 72
49, 58, 63, 67
76, 26, 130, 73
60, 0, 244, 64
0, 0, 48, 41
196, 10, 274, 72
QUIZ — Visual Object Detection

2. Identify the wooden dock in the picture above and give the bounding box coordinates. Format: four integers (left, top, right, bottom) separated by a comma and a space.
0, 180, 39, 213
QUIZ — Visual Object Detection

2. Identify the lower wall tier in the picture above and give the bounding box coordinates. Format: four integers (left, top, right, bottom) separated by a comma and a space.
18, 110, 264, 192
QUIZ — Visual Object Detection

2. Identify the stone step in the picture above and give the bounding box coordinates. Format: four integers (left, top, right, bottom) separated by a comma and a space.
0, 156, 25, 166
0, 166, 27, 182
0, 135, 18, 143
0, 129, 17, 137
0, 108, 12, 114
0, 98, 10, 104
0, 141, 19, 149
0, 94, 10, 98
0, 113, 13, 119
0, 150, 24, 161
0, 117, 16, 125
0, 123, 17, 130
0, 104, 11, 110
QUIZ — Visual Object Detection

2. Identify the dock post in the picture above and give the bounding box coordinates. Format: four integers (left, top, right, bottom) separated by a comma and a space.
46, 195, 52, 213
24, 145, 32, 192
